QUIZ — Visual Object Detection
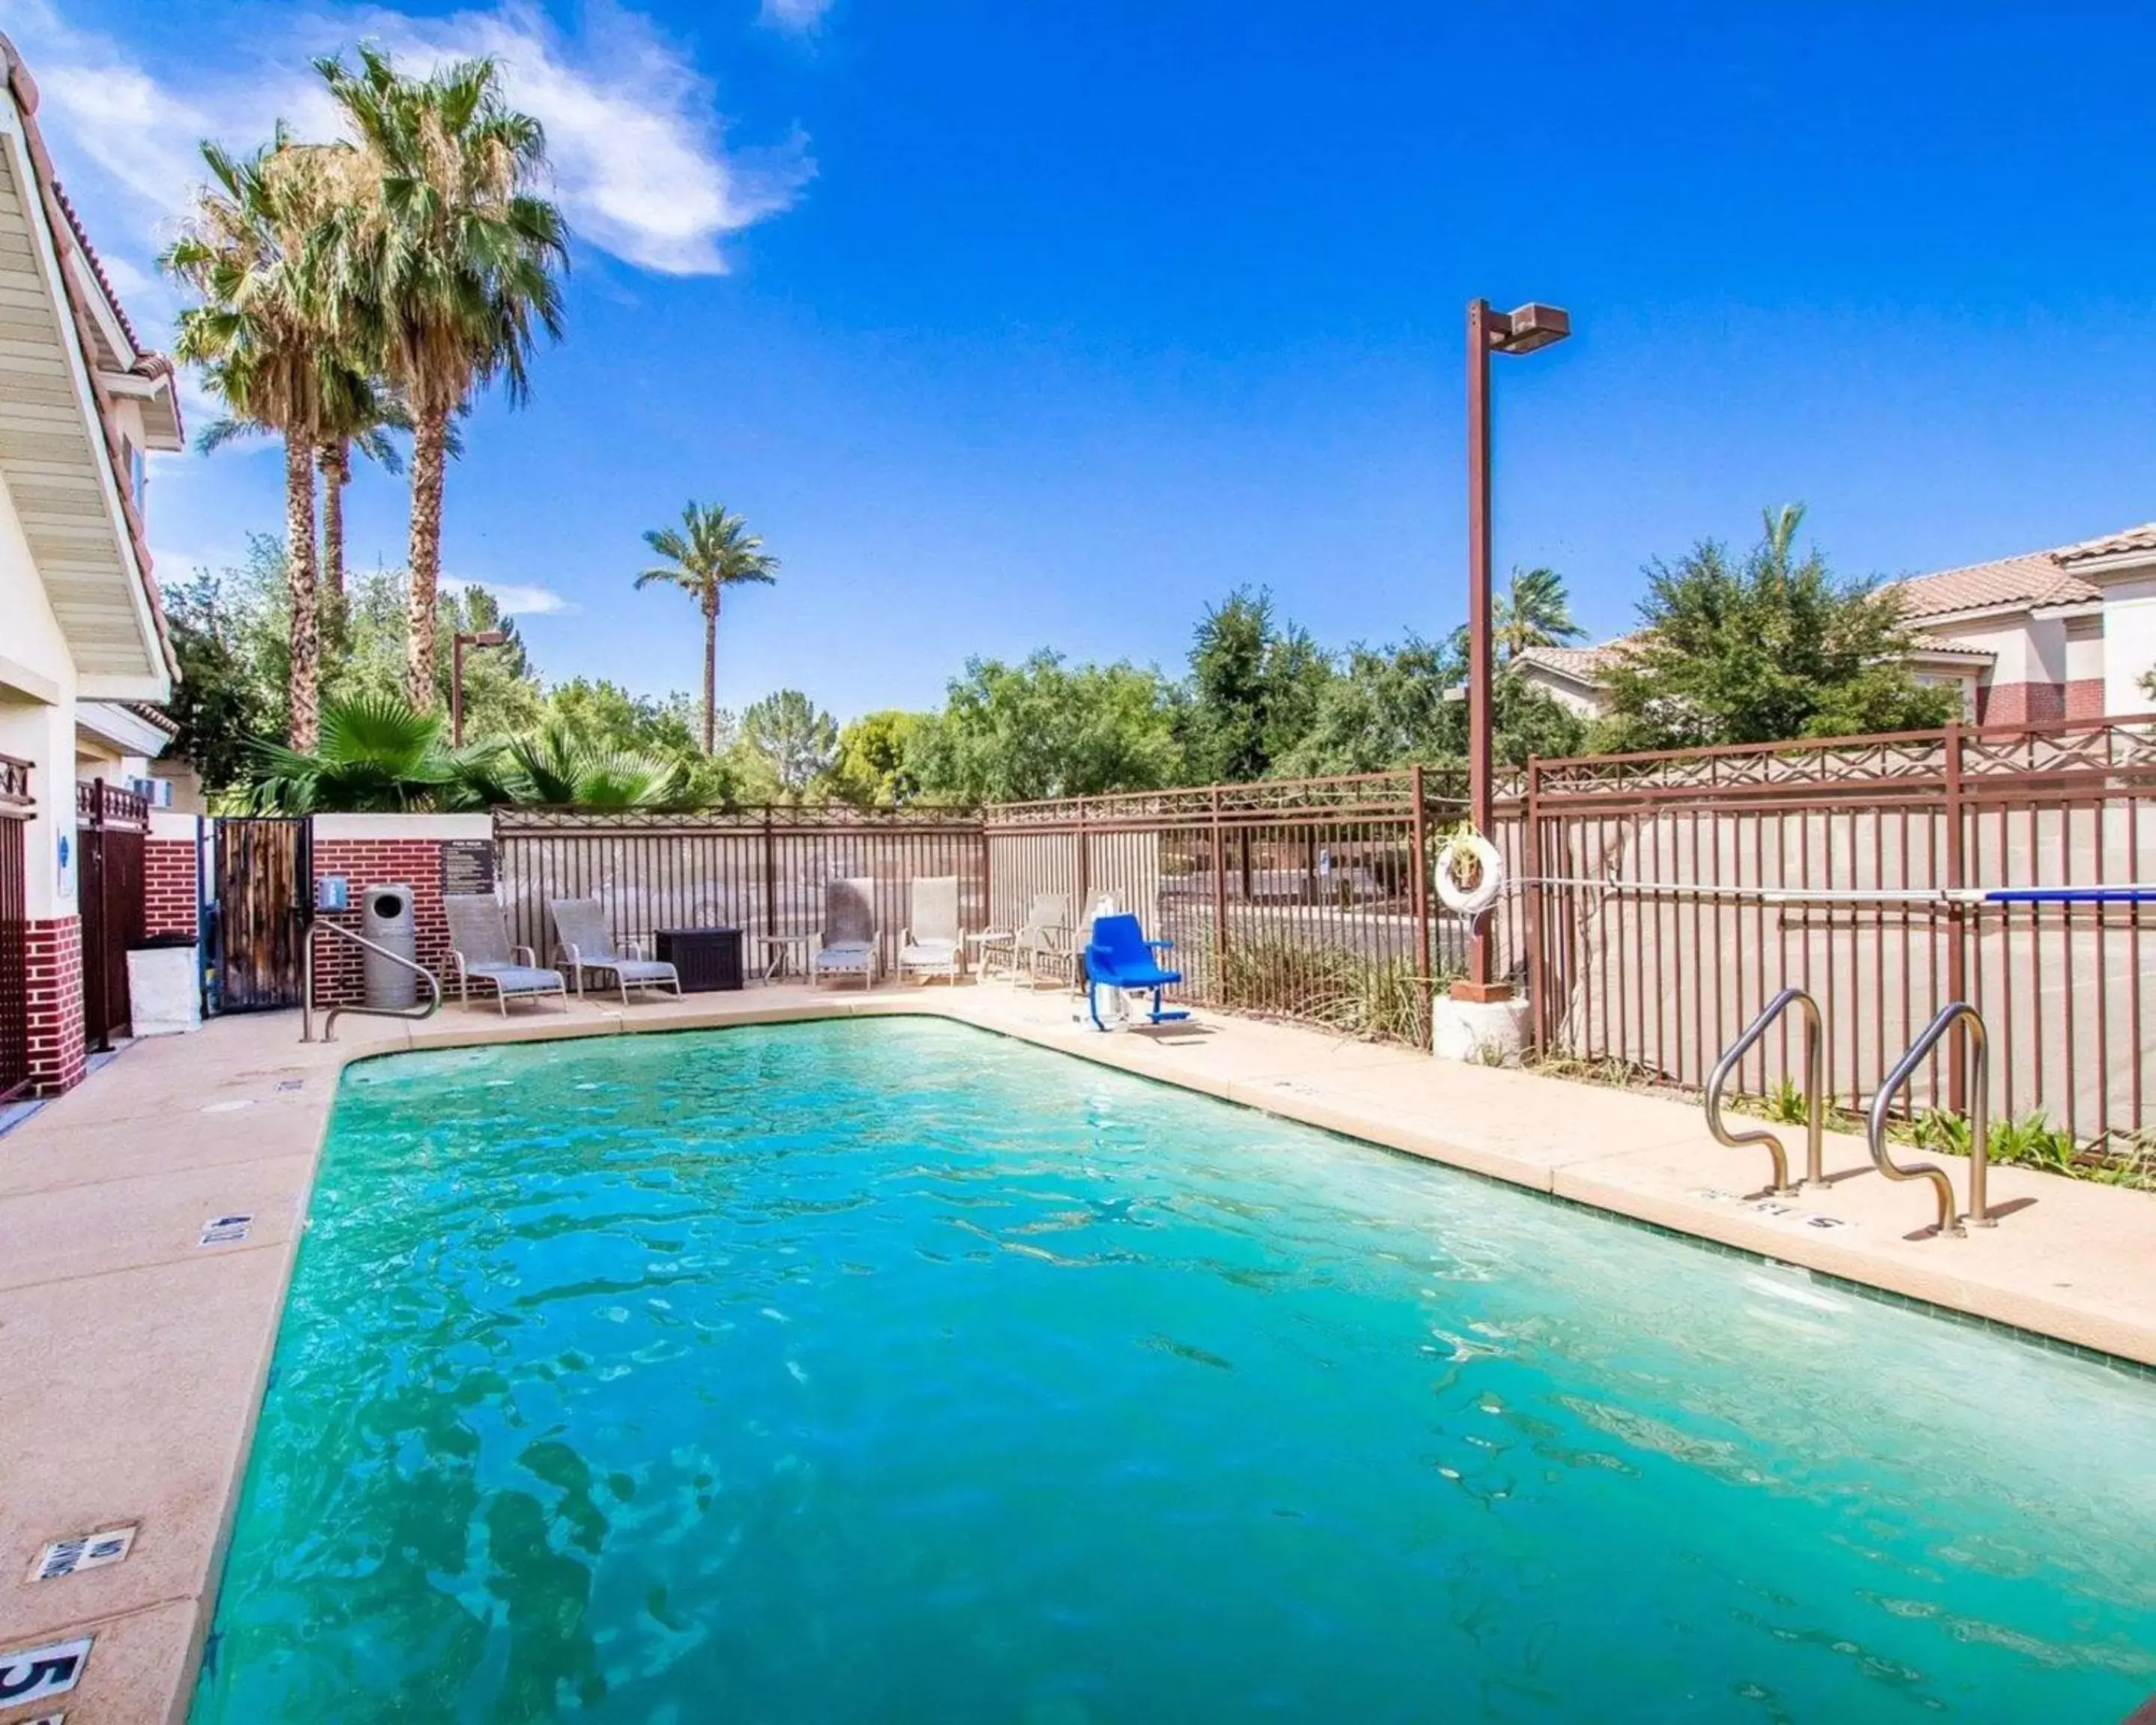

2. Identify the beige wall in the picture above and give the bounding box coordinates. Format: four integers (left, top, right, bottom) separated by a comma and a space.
2101, 574, 2156, 717
0, 466, 80, 919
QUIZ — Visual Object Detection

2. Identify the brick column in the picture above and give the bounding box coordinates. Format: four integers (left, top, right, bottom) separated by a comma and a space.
144, 839, 199, 939
25, 916, 86, 1094
308, 839, 454, 1006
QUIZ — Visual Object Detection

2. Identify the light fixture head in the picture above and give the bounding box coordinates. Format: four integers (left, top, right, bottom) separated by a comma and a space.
470, 629, 511, 647
1493, 302, 1571, 355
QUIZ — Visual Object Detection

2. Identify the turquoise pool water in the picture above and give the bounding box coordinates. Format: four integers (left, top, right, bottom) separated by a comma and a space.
195, 1020, 2156, 1722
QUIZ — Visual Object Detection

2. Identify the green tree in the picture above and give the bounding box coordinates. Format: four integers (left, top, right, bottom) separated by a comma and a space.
1492, 565, 1586, 661
317, 46, 567, 709
165, 133, 376, 749
831, 710, 928, 806
1282, 634, 1586, 778
908, 652, 1185, 803
1183, 588, 1334, 782
740, 690, 838, 800
633, 502, 779, 753
1597, 505, 1958, 750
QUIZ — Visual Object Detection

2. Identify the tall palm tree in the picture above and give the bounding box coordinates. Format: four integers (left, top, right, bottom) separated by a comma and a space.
315, 46, 567, 711
635, 503, 781, 753
165, 133, 368, 750
1493, 565, 1586, 662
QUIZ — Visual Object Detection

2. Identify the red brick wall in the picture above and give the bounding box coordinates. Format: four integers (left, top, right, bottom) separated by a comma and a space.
1975, 680, 2066, 725
308, 839, 454, 1006
25, 916, 86, 1095
144, 839, 198, 939
2065, 678, 2107, 719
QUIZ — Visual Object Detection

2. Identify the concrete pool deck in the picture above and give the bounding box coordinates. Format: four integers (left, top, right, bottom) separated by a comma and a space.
4, 982, 2155, 1721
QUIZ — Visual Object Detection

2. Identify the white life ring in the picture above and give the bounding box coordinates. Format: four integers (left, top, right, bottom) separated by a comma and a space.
1434, 833, 1505, 918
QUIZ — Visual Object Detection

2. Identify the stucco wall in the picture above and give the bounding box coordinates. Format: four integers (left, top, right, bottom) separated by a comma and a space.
2102, 574, 2156, 717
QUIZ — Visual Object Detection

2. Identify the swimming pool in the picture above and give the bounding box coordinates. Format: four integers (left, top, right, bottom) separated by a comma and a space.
195, 1019, 2155, 1721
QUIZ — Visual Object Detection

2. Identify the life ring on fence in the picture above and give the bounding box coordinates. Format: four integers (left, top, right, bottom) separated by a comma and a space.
1434, 833, 1505, 918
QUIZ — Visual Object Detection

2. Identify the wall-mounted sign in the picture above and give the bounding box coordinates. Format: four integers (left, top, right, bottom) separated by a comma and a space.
33, 1526, 136, 1583
439, 839, 497, 897
316, 875, 350, 913
0, 1637, 91, 1707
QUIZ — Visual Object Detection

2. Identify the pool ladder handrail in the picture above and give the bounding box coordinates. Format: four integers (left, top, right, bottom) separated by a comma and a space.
1867, 1001, 1993, 1238
301, 917, 443, 1044
1704, 987, 1826, 1196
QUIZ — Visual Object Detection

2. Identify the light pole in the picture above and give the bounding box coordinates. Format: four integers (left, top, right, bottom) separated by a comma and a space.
451, 628, 510, 748
1457, 298, 1569, 1005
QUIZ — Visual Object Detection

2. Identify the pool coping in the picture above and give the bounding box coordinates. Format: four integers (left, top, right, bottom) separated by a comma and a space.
3, 984, 2155, 1721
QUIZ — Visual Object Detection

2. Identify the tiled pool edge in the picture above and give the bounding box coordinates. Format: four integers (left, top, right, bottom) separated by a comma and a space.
4, 991, 2155, 1722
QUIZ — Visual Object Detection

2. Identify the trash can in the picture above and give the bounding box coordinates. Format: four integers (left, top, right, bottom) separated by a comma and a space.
361, 883, 419, 1008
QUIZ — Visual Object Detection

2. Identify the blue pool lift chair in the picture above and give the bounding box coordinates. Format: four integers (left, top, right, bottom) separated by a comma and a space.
1082, 913, 1190, 1030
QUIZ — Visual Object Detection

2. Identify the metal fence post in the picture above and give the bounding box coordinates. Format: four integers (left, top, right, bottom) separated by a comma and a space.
1523, 758, 1545, 1058
1410, 764, 1434, 1050
761, 809, 778, 941
1943, 720, 1967, 1114
1210, 787, 1228, 997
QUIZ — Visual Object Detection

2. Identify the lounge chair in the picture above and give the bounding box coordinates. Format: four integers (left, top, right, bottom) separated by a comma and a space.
547, 898, 683, 1004
811, 877, 880, 990
898, 876, 963, 985
1082, 913, 1188, 1029
442, 894, 570, 1016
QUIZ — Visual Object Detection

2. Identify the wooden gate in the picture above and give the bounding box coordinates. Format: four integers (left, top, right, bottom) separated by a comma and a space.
0, 754, 29, 1101
213, 818, 309, 1011
76, 780, 147, 1050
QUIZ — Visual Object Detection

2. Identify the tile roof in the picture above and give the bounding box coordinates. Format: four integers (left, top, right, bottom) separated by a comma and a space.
1887, 553, 2098, 621
2055, 522, 2156, 565
1513, 641, 1635, 681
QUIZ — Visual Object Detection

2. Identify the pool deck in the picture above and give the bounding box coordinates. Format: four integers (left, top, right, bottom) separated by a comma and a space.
4, 981, 2155, 1721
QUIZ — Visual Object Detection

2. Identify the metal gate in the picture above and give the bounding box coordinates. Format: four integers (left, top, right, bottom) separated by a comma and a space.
213, 818, 310, 1011
76, 780, 147, 1050
0, 753, 30, 1101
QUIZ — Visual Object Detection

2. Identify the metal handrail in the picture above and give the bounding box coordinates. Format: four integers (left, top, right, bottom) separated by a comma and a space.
1866, 1001, 1994, 1238
301, 919, 442, 1044
1704, 987, 1825, 1196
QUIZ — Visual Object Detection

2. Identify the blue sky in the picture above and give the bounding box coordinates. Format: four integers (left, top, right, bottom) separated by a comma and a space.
19, 0, 2156, 718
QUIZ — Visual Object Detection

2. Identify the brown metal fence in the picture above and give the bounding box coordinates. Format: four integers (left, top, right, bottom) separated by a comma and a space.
984, 769, 1506, 1047
1525, 717, 2156, 1146
480, 716, 2156, 1145
494, 808, 989, 979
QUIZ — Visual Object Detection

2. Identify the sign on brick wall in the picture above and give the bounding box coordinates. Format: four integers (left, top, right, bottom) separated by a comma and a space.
439, 839, 496, 897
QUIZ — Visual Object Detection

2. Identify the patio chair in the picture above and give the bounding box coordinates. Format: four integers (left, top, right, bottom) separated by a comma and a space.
1082, 912, 1188, 1030
547, 898, 683, 1005
898, 876, 963, 985
442, 895, 571, 1016
987, 892, 1074, 988
811, 877, 880, 990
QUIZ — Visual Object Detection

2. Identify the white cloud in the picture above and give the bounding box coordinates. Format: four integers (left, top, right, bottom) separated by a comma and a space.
758, 0, 835, 33
442, 576, 579, 616
8, 0, 809, 290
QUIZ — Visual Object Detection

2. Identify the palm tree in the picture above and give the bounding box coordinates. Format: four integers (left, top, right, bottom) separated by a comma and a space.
1492, 566, 1586, 662
165, 133, 369, 750
635, 503, 781, 753
315, 46, 567, 710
